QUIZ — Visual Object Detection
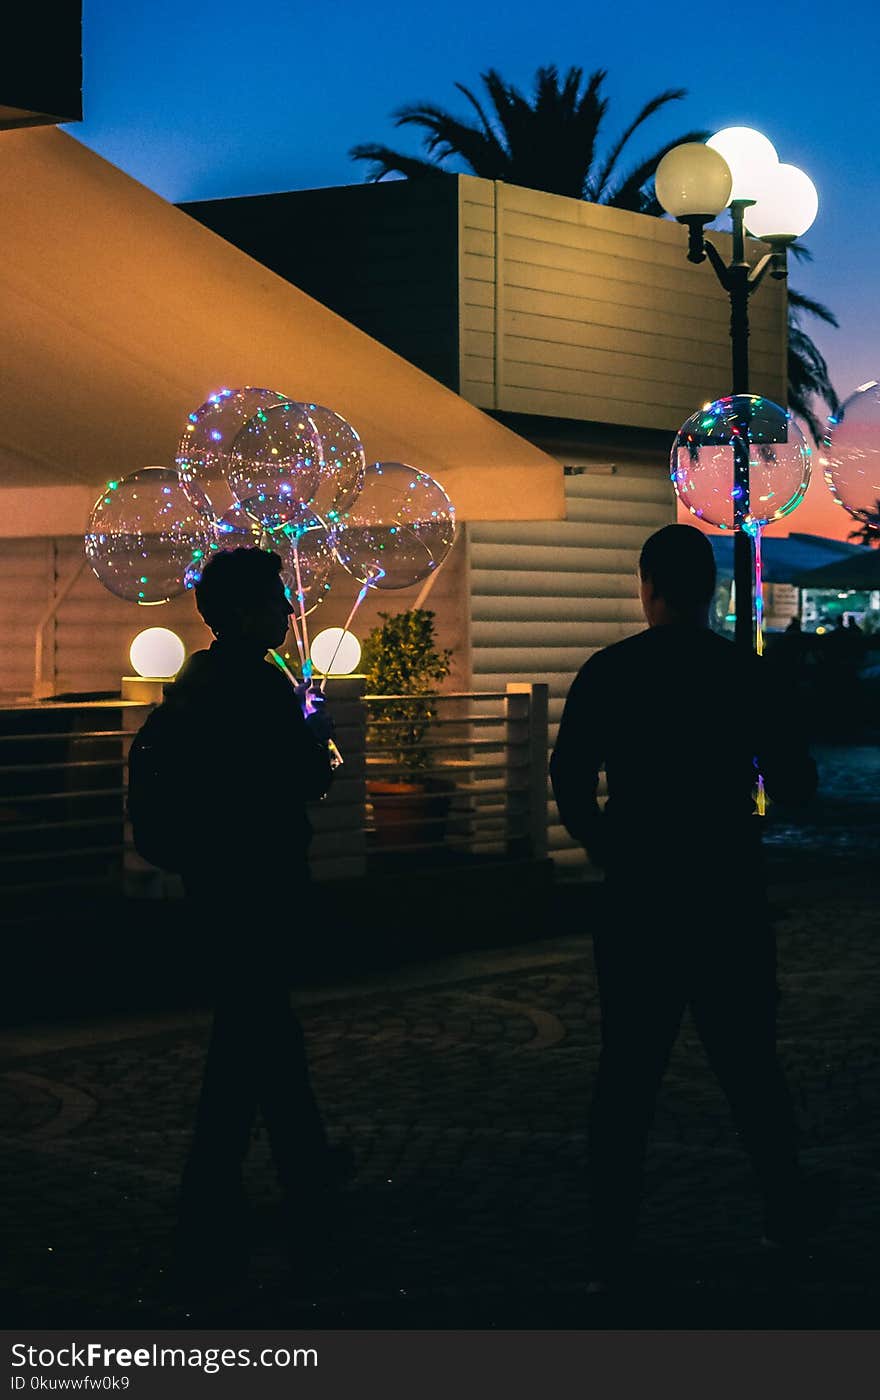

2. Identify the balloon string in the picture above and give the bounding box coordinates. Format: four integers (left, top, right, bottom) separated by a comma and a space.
754, 525, 767, 818
293, 540, 311, 665
320, 584, 370, 693
288, 611, 306, 671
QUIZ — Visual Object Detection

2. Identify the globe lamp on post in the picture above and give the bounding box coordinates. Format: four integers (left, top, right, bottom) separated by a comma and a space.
656, 129, 820, 650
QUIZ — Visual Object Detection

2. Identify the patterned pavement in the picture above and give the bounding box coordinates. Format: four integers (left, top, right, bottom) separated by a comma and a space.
1, 746, 878, 1328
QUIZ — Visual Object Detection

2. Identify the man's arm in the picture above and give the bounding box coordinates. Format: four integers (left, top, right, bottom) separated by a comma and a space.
549, 655, 608, 862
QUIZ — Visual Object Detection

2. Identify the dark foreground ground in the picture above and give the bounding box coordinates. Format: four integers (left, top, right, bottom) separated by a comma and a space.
1, 745, 878, 1329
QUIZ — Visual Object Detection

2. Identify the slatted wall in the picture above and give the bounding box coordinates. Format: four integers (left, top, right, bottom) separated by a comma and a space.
468, 464, 676, 873
459, 177, 787, 427
0, 538, 214, 701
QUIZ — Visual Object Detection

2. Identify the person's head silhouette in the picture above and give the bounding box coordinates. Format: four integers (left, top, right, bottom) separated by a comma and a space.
638, 524, 716, 627
195, 547, 292, 650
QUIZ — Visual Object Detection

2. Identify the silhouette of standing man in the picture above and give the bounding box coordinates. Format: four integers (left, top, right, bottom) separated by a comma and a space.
550, 524, 831, 1288
167, 547, 335, 1289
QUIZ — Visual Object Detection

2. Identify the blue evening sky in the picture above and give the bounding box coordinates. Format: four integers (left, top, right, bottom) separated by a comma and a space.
69, 0, 877, 410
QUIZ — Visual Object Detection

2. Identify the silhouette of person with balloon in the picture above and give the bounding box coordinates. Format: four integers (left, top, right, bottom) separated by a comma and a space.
168, 547, 337, 1292
551, 524, 836, 1290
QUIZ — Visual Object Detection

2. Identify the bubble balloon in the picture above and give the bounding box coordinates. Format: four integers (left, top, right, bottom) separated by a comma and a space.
85, 467, 214, 604
333, 462, 456, 589
228, 401, 323, 528
213, 499, 262, 551
297, 403, 366, 524
671, 396, 810, 532
822, 381, 880, 531
262, 506, 335, 616
176, 387, 287, 513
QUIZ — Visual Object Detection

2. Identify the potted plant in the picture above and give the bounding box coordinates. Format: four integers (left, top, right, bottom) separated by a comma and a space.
361, 609, 452, 848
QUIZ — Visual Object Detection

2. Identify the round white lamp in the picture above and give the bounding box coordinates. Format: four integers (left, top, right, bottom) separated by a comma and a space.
745, 163, 819, 241
706, 127, 779, 203
129, 627, 186, 679
655, 143, 732, 220
310, 627, 362, 676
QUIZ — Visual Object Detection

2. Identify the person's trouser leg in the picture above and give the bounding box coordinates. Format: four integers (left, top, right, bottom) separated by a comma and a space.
589, 920, 687, 1269
251, 981, 331, 1196
688, 923, 801, 1215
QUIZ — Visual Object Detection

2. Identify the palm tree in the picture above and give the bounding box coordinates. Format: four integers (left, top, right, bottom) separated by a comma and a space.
351, 66, 707, 210
847, 502, 880, 548
351, 65, 838, 437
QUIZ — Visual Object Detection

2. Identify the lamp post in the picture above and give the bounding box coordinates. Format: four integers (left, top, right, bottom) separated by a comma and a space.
655, 128, 819, 649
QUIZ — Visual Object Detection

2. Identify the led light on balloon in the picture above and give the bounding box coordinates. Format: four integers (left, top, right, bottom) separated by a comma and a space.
310, 627, 362, 676
671, 396, 810, 532
129, 627, 186, 678
85, 467, 215, 604
821, 381, 880, 529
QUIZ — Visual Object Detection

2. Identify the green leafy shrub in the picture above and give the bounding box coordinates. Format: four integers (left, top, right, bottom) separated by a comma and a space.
361, 610, 452, 779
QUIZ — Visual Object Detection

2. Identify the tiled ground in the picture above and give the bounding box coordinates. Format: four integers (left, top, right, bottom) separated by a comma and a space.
1, 745, 877, 1328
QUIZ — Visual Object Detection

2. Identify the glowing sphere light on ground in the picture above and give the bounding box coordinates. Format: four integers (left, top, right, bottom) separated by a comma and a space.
310, 628, 362, 675
130, 627, 186, 678
672, 397, 811, 532
85, 467, 215, 603
176, 387, 286, 513
333, 462, 456, 590
228, 401, 323, 528
821, 381, 880, 532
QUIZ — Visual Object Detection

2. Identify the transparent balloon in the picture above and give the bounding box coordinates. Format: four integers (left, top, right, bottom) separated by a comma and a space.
822, 381, 880, 532
212, 499, 262, 552
671, 396, 810, 532
296, 403, 366, 524
333, 462, 456, 589
228, 401, 323, 528
85, 467, 214, 604
262, 506, 335, 617
176, 387, 287, 513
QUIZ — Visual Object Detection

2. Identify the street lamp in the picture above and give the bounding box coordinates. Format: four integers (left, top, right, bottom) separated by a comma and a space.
656, 128, 819, 649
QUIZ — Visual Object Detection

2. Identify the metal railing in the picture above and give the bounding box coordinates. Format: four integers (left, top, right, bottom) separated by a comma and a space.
0, 683, 549, 905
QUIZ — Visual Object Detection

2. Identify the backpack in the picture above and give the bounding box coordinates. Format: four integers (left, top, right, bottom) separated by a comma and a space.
127, 702, 194, 873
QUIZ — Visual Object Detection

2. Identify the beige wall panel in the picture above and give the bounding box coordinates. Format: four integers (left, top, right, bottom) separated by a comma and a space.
470, 568, 642, 598
462, 280, 496, 309
499, 385, 682, 431
471, 541, 640, 575
460, 382, 496, 410
473, 594, 645, 624
462, 201, 494, 232
461, 251, 495, 284
461, 329, 494, 359
461, 354, 495, 385
562, 469, 675, 503
458, 175, 788, 427
463, 228, 494, 258
503, 284, 782, 364
503, 261, 780, 336
464, 305, 495, 335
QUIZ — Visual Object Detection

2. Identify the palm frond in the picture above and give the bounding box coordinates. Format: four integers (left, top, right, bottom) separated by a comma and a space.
392, 101, 508, 177
788, 287, 839, 328
603, 130, 710, 211
593, 87, 687, 199
348, 143, 450, 182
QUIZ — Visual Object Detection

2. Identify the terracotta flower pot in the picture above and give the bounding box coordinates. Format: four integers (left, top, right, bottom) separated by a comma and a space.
366, 776, 453, 849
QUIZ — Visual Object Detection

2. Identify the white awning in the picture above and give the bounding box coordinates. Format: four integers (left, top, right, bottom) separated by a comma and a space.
0, 126, 564, 536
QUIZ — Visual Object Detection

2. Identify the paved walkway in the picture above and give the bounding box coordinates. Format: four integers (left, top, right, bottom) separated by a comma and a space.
1, 746, 878, 1328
